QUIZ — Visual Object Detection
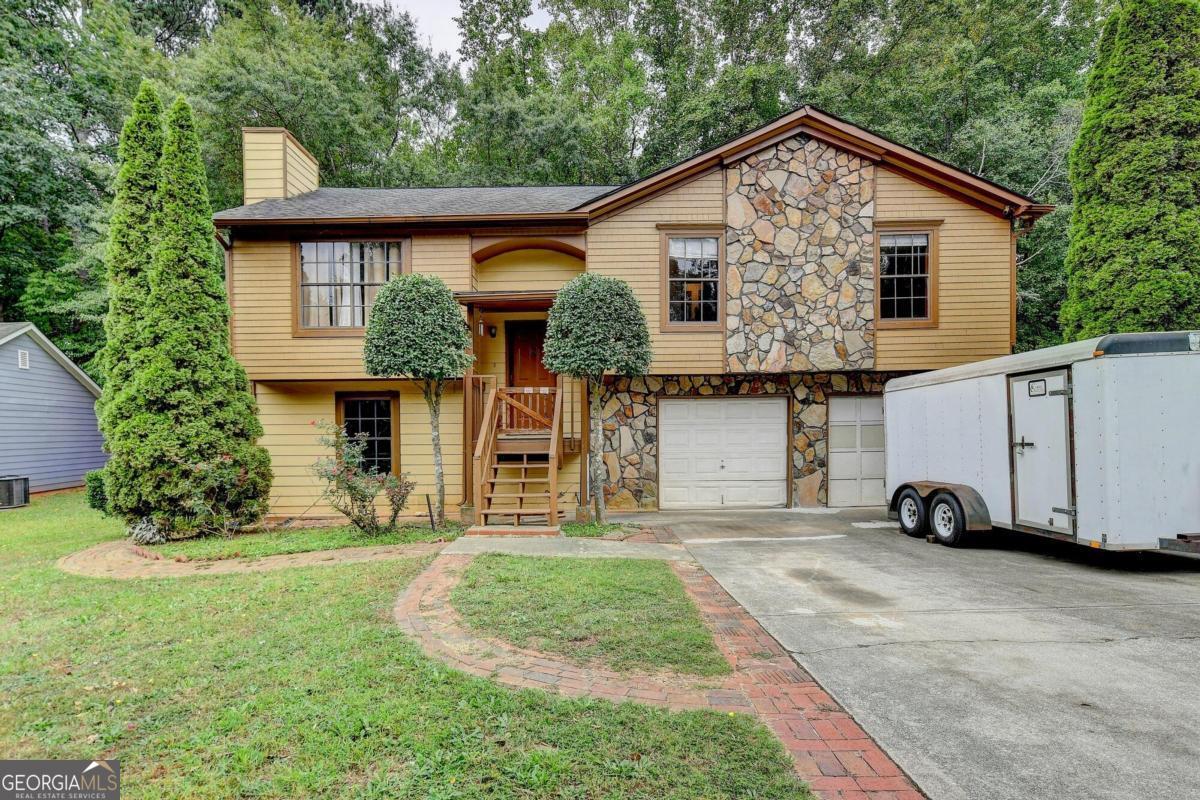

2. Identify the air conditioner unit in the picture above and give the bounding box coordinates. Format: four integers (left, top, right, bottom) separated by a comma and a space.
0, 476, 30, 509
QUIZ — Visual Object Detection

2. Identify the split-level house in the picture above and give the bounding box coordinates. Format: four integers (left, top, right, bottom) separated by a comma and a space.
213, 107, 1051, 527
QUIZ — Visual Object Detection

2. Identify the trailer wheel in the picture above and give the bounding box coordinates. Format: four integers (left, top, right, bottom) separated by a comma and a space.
896, 487, 927, 537
929, 492, 968, 546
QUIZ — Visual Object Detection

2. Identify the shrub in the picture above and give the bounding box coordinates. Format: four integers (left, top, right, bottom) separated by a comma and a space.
543, 273, 651, 522
312, 421, 417, 535
362, 273, 472, 524
85, 469, 109, 515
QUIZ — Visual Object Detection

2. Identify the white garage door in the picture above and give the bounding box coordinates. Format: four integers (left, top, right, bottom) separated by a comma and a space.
828, 396, 885, 507
658, 397, 788, 509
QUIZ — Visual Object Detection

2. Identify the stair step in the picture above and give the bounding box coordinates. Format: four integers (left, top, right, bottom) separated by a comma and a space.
487, 477, 549, 485
485, 492, 551, 499
481, 508, 554, 517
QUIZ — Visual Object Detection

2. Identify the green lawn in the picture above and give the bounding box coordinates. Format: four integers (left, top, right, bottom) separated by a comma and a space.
0, 491, 808, 799
560, 520, 633, 538
156, 520, 463, 561
451, 554, 731, 677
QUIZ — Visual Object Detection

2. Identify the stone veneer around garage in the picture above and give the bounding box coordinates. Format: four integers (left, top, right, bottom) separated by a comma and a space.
599, 372, 903, 511
726, 134, 876, 372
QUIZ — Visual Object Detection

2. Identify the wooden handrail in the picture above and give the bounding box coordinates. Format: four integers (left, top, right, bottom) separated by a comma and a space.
472, 381, 500, 525
548, 377, 564, 527
497, 389, 555, 428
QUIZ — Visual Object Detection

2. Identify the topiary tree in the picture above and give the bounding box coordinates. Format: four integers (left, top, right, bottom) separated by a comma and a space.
97, 80, 163, 511
543, 273, 651, 523
110, 96, 272, 539
363, 273, 473, 525
1059, 0, 1200, 339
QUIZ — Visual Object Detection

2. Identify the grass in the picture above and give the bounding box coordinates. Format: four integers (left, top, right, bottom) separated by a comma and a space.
0, 491, 808, 799
560, 520, 634, 538
155, 520, 464, 561
451, 554, 731, 677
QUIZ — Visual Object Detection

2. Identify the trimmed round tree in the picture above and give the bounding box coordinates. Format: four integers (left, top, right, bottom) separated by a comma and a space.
1060, 0, 1200, 339
363, 273, 473, 525
543, 273, 651, 523
114, 96, 272, 538
98, 80, 162, 510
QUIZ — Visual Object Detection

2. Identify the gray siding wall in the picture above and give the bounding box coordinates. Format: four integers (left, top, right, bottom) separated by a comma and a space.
0, 333, 107, 492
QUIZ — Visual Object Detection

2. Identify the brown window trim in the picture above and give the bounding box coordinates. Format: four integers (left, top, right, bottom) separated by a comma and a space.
874, 219, 941, 330
658, 224, 725, 333
334, 390, 401, 476
292, 237, 412, 339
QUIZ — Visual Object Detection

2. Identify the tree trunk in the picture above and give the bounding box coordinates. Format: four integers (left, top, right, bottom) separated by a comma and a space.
588, 376, 607, 524
423, 379, 446, 526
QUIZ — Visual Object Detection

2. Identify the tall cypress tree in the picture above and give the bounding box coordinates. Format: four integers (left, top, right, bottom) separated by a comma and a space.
1060, 0, 1200, 339
113, 97, 271, 538
98, 80, 163, 517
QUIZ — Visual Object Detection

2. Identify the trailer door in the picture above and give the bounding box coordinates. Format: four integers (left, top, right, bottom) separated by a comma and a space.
1008, 369, 1075, 535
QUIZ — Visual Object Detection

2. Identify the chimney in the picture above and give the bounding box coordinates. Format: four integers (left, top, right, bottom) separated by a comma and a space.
241, 127, 319, 204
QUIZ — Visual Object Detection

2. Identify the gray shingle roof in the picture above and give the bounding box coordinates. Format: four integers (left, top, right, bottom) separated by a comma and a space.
213, 185, 620, 223
0, 321, 31, 341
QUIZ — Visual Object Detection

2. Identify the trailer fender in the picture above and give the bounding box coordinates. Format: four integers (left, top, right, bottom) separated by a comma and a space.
890, 482, 992, 532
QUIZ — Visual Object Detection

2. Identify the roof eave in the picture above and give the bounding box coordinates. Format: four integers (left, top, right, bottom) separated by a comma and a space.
212, 210, 592, 227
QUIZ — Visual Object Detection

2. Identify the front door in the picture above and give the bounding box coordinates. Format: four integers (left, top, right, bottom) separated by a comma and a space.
505, 320, 555, 430
1009, 369, 1075, 535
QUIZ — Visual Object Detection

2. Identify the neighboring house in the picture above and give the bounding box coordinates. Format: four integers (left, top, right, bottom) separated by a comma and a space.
213, 109, 1052, 525
0, 322, 106, 493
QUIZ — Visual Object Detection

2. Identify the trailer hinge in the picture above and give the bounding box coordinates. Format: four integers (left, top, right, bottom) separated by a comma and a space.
1052, 506, 1077, 517
1049, 387, 1072, 398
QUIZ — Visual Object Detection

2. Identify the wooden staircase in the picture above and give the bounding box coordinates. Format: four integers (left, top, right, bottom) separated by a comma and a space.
469, 381, 577, 534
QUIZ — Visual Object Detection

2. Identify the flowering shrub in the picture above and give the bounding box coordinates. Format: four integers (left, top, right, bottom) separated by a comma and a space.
312, 420, 416, 535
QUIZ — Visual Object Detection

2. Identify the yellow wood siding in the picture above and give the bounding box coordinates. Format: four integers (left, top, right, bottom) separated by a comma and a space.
587, 171, 726, 373
284, 137, 318, 197
874, 168, 1015, 370
474, 249, 584, 292
229, 234, 471, 380
255, 378, 580, 518
242, 131, 286, 204
256, 379, 464, 518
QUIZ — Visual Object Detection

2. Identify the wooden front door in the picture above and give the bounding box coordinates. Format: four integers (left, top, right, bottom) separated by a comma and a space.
505, 320, 555, 430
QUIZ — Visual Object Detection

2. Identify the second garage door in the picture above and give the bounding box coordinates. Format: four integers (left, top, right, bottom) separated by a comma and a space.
827, 396, 886, 507
658, 397, 788, 509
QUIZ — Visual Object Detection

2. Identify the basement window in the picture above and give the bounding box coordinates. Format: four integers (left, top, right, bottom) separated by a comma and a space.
337, 394, 398, 475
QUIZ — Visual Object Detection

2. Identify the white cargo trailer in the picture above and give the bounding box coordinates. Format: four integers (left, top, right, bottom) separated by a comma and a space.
884, 331, 1200, 553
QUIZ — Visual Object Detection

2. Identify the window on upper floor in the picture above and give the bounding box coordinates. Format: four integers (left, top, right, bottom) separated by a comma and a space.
877, 226, 939, 328
663, 233, 722, 328
298, 241, 403, 329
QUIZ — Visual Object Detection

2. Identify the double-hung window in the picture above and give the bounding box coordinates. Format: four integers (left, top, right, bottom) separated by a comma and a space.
298, 241, 403, 329
338, 394, 397, 475
877, 226, 938, 326
664, 233, 721, 327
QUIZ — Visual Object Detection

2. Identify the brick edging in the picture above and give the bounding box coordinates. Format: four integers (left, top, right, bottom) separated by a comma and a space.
394, 553, 922, 800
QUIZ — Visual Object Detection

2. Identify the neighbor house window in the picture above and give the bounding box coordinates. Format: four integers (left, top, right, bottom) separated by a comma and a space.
878, 231, 932, 322
338, 394, 397, 475
664, 234, 721, 326
299, 241, 403, 329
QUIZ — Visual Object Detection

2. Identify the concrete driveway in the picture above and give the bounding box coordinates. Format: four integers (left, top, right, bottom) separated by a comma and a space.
615, 508, 1200, 800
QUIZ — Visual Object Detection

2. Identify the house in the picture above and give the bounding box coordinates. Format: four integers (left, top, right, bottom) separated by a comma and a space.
0, 322, 107, 493
212, 108, 1051, 526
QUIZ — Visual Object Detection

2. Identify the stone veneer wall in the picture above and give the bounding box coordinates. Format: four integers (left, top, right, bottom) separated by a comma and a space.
726, 135, 876, 372
598, 372, 902, 511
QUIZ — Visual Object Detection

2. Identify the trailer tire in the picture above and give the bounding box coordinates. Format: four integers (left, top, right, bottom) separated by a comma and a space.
896, 487, 927, 537
929, 492, 968, 546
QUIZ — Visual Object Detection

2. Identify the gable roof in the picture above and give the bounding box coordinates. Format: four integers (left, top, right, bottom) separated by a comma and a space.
211, 105, 1051, 227
0, 322, 101, 398
213, 185, 617, 226
578, 106, 1051, 222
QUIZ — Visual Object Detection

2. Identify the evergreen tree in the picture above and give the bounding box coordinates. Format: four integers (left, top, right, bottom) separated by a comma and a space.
97, 80, 163, 514
109, 96, 271, 538
1060, 0, 1200, 338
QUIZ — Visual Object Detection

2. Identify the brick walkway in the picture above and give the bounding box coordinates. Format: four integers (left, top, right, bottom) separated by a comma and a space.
58, 539, 445, 580
394, 553, 922, 800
